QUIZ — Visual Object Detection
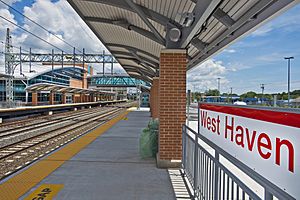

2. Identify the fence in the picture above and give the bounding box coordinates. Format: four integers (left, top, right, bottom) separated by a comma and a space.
182, 125, 295, 200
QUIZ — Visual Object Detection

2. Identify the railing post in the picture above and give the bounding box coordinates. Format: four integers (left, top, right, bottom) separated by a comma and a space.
193, 131, 199, 199
182, 125, 187, 169
193, 104, 200, 199
265, 189, 273, 200
214, 152, 220, 200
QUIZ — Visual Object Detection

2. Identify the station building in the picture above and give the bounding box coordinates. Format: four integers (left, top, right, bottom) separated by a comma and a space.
0, 64, 121, 106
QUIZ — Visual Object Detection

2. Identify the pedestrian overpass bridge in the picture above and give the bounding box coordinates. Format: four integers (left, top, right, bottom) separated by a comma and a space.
88, 74, 151, 88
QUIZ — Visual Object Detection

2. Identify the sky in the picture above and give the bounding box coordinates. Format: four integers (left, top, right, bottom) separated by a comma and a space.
0, 0, 300, 95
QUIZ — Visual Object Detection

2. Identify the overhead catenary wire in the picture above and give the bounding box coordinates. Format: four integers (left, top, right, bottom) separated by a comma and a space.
0, 16, 64, 51
0, 0, 83, 53
0, 15, 67, 53
0, 41, 31, 53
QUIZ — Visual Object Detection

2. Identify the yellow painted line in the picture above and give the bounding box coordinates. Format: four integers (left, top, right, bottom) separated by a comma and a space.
24, 184, 63, 200
127, 107, 137, 111
0, 110, 130, 200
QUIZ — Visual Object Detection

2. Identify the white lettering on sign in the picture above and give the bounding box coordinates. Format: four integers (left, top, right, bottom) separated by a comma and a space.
199, 104, 300, 198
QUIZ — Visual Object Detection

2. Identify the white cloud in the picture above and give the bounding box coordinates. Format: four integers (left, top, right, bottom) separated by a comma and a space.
251, 6, 300, 37
187, 59, 230, 92
226, 61, 251, 71
223, 49, 236, 53
256, 52, 297, 63
0, 0, 126, 75
0, 0, 21, 10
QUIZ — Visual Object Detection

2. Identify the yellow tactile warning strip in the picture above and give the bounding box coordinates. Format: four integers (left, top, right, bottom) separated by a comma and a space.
0, 110, 130, 200
24, 184, 63, 200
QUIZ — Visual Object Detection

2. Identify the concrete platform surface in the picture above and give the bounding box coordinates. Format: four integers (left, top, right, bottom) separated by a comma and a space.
21, 110, 175, 200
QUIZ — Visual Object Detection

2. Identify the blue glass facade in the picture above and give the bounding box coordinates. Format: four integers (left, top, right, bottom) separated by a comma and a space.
29, 67, 84, 86
0, 67, 85, 103
88, 76, 150, 87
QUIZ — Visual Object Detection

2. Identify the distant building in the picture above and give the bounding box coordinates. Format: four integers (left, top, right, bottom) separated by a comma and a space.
0, 64, 92, 106
201, 95, 240, 103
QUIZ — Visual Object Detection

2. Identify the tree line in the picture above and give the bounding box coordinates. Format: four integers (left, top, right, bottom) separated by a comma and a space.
192, 89, 300, 101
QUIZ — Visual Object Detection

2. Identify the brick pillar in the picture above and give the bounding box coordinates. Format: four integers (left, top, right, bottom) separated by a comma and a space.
72, 94, 76, 103
80, 94, 84, 103
157, 49, 187, 168
49, 92, 54, 105
32, 92, 38, 106
150, 77, 159, 118
62, 93, 67, 104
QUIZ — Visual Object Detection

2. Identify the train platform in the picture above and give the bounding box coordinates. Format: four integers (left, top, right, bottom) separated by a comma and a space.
0, 100, 127, 121
0, 108, 178, 200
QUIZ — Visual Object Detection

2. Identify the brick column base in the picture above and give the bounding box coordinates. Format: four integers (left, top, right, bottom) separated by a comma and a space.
157, 49, 186, 168
150, 77, 159, 118
49, 92, 54, 105
32, 92, 38, 106
62, 93, 67, 104
80, 94, 84, 103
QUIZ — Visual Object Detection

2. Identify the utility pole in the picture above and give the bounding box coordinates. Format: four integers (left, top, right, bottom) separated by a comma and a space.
111, 57, 114, 75
217, 77, 221, 102
284, 57, 294, 107
102, 50, 105, 75
230, 87, 233, 104
73, 47, 76, 68
5, 28, 13, 107
217, 78, 221, 94
29, 48, 32, 72
260, 84, 265, 105
19, 46, 22, 75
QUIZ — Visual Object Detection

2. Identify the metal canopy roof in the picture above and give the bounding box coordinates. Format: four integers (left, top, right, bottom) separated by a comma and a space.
0, 73, 13, 78
68, 0, 299, 83
26, 83, 116, 95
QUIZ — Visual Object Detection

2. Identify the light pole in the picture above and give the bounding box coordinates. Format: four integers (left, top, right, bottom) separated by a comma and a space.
217, 78, 221, 94
284, 57, 294, 107
230, 87, 233, 103
217, 78, 221, 102
260, 84, 265, 105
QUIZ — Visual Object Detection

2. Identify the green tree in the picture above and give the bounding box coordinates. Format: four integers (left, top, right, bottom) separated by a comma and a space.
240, 91, 257, 99
205, 89, 220, 96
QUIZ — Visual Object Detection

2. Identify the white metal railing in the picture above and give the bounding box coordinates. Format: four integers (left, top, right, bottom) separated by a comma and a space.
182, 124, 295, 200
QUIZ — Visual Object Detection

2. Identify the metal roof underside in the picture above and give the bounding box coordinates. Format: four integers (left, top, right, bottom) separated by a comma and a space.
26, 83, 116, 95
68, 0, 299, 84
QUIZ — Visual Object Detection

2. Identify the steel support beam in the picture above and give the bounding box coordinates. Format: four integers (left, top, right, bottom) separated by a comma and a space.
116, 58, 156, 77
127, 71, 153, 83
106, 43, 159, 61
179, 0, 221, 48
79, 0, 181, 28
8, 52, 117, 63
111, 50, 159, 65
114, 55, 157, 70
129, 50, 159, 66
191, 38, 208, 51
123, 65, 155, 78
85, 17, 165, 45
188, 0, 275, 69
213, 8, 235, 28
129, 50, 158, 63
124, 0, 165, 45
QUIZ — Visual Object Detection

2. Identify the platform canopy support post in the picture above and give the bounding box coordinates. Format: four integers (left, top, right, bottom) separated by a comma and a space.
157, 49, 187, 168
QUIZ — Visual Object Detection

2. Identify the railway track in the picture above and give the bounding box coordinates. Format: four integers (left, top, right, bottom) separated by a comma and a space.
0, 107, 116, 148
0, 101, 134, 180
0, 105, 107, 132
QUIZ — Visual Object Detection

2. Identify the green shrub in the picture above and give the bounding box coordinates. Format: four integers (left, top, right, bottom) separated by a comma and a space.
139, 119, 159, 158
